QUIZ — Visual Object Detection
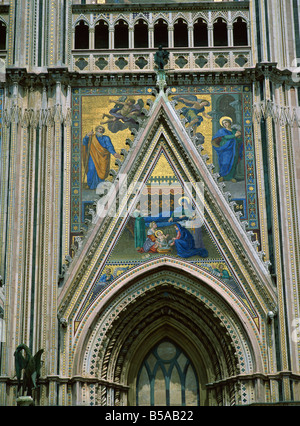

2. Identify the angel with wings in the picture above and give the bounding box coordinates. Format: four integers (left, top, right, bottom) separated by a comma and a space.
101, 96, 145, 133
173, 95, 212, 134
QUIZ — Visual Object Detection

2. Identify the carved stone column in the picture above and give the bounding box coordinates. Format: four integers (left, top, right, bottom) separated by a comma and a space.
168, 25, 174, 49
149, 25, 154, 49
208, 24, 213, 48
89, 27, 94, 50
228, 23, 233, 47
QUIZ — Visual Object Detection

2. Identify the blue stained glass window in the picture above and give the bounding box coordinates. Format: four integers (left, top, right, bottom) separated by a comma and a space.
136, 340, 200, 406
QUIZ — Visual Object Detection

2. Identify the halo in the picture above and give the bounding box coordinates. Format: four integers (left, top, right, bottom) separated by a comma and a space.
155, 230, 163, 237
219, 116, 233, 127
95, 125, 105, 132
178, 196, 191, 205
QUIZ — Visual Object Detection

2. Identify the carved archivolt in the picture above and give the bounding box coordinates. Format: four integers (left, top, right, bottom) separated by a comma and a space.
72, 265, 264, 405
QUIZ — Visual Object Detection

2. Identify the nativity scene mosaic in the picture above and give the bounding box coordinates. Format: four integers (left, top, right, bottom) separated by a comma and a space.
70, 84, 259, 328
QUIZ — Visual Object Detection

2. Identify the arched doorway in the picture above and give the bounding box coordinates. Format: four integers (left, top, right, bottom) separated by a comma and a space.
74, 263, 263, 406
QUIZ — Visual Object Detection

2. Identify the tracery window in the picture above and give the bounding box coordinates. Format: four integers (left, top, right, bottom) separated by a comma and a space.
136, 340, 200, 406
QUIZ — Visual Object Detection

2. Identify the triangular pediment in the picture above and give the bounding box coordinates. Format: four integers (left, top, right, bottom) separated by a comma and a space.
58, 86, 277, 332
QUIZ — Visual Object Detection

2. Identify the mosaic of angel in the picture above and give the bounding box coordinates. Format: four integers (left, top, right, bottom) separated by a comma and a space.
173, 95, 212, 134
100, 96, 145, 133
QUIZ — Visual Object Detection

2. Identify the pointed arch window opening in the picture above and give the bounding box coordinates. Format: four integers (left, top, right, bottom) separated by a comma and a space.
174, 19, 188, 48
114, 19, 129, 49
193, 18, 208, 47
0, 21, 7, 50
95, 20, 109, 49
154, 19, 168, 48
75, 20, 89, 50
136, 340, 200, 406
213, 18, 228, 47
134, 19, 149, 49
233, 17, 248, 46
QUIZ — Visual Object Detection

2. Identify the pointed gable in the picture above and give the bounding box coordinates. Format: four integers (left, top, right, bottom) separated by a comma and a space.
58, 83, 276, 333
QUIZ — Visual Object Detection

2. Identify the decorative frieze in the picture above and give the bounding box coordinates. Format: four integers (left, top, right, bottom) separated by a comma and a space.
72, 49, 252, 73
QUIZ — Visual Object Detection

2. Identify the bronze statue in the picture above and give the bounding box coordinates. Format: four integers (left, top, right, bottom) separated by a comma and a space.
154, 45, 169, 70
14, 344, 44, 397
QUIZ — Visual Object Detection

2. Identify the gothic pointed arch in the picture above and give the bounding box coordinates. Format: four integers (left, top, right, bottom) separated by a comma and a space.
70, 262, 266, 406
1, 0, 300, 409
74, 20, 89, 50
73, 14, 90, 29
94, 19, 109, 49
114, 18, 129, 49
154, 18, 168, 48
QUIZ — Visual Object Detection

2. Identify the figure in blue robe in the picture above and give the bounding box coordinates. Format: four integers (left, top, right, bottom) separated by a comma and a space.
171, 223, 208, 259
99, 271, 114, 284
212, 118, 243, 182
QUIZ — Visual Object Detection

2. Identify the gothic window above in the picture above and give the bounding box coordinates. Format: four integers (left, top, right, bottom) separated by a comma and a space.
213, 17, 228, 47
0, 22, 6, 50
193, 18, 208, 47
233, 17, 248, 46
114, 19, 129, 49
154, 19, 168, 48
134, 19, 149, 49
174, 19, 188, 48
75, 20, 89, 49
95, 20, 109, 49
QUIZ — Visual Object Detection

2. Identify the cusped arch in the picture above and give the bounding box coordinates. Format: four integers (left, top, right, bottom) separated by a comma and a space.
133, 15, 150, 26
192, 12, 209, 26
231, 11, 250, 25
171, 12, 189, 26
73, 14, 90, 29
212, 11, 229, 24
233, 15, 248, 25
93, 15, 110, 29
193, 16, 208, 26
112, 14, 130, 26
0, 17, 8, 28
153, 13, 170, 26
70, 260, 267, 406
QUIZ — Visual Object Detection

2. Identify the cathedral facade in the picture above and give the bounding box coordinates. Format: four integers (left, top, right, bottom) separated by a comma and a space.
0, 0, 300, 406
